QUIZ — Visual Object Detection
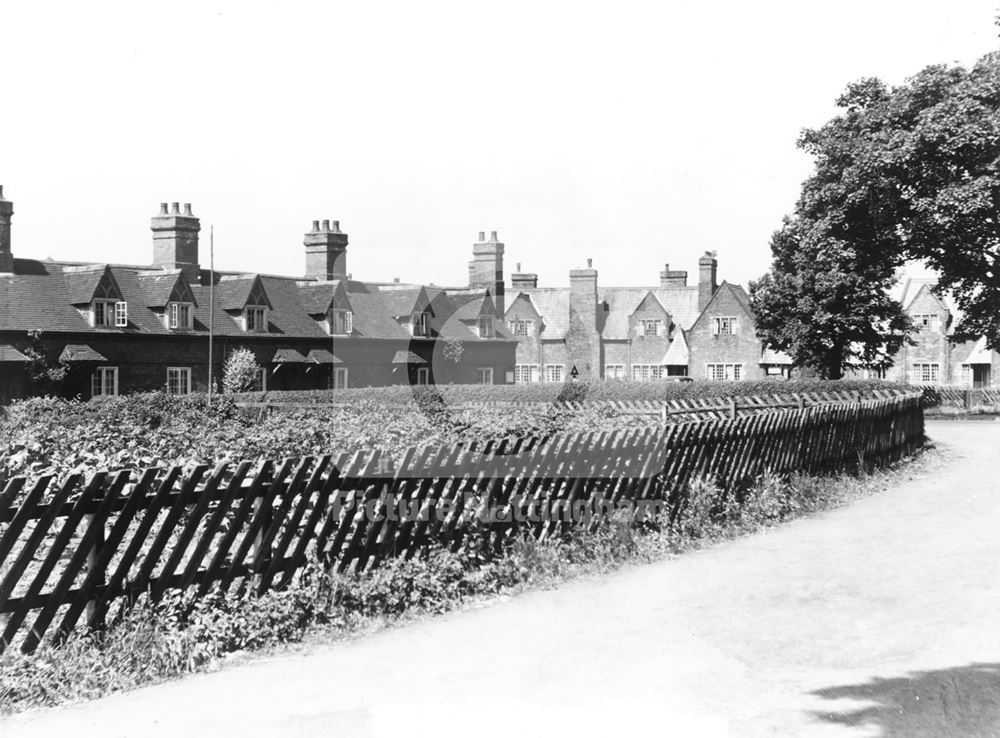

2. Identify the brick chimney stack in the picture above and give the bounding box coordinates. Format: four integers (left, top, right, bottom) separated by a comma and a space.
568, 258, 601, 379
304, 219, 348, 280
659, 263, 688, 288
511, 261, 538, 289
469, 230, 505, 318
0, 185, 13, 273
698, 251, 718, 310
151, 202, 201, 283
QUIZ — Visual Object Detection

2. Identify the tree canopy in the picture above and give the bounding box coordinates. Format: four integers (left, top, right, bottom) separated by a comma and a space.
751, 50, 1000, 376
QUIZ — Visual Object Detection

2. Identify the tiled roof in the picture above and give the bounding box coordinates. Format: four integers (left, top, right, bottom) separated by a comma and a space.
392, 350, 425, 364
60, 344, 107, 362
760, 347, 793, 364
661, 331, 689, 365
306, 348, 342, 364
0, 344, 29, 362
272, 348, 308, 363
0, 259, 518, 346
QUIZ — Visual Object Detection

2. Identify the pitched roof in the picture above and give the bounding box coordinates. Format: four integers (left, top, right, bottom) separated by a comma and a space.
136, 270, 197, 308
62, 264, 120, 305
59, 344, 107, 362
965, 336, 993, 364
661, 331, 689, 365
296, 280, 342, 315
271, 348, 308, 363
215, 275, 272, 311
306, 348, 342, 364
506, 289, 572, 339
379, 286, 426, 318
0, 344, 29, 362
760, 347, 793, 364
392, 350, 425, 364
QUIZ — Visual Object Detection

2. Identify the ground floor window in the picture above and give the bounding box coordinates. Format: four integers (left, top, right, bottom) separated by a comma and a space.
605, 364, 625, 379
477, 367, 494, 385
253, 367, 267, 392
666, 365, 688, 377
415, 366, 430, 385
631, 364, 663, 381
91, 366, 118, 397
706, 363, 743, 381
764, 365, 790, 378
960, 364, 971, 386
166, 367, 192, 395
544, 364, 564, 383
514, 364, 539, 383
334, 367, 349, 389
911, 363, 939, 384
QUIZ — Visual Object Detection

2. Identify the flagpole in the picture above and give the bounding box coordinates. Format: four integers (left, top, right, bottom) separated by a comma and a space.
207, 224, 215, 405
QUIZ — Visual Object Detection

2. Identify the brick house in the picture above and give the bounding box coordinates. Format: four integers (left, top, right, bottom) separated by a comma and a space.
881, 278, 1000, 388
503, 251, 791, 383
0, 187, 516, 403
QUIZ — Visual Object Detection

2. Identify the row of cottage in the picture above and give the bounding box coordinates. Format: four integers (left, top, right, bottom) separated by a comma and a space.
0, 184, 997, 403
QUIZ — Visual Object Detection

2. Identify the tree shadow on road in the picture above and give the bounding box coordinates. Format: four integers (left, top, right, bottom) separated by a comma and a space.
810, 663, 1000, 737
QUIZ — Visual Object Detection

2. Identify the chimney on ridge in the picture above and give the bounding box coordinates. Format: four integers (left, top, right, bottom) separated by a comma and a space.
469, 230, 505, 317
0, 186, 13, 273
698, 251, 718, 310
151, 202, 201, 283
304, 219, 349, 280
659, 263, 688, 288
511, 261, 538, 289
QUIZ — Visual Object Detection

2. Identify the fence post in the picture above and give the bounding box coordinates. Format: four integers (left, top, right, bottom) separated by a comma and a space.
796, 394, 805, 410
965, 390, 973, 410
729, 397, 737, 419
84, 510, 107, 634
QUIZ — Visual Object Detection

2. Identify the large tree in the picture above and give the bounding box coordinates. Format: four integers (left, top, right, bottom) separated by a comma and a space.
752, 49, 1000, 375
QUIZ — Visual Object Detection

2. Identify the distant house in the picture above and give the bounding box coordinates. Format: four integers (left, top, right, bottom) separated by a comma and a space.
882, 278, 1000, 388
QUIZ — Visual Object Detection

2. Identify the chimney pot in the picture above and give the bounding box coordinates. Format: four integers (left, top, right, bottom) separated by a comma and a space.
394, 277, 400, 283
332, 220, 340, 231
159, 203, 169, 215
478, 231, 485, 242
490, 230, 498, 241
517, 262, 522, 272
0, 185, 4, 198
587, 258, 593, 268
183, 203, 192, 216
171, 202, 180, 214
321, 219, 330, 231
312, 220, 320, 232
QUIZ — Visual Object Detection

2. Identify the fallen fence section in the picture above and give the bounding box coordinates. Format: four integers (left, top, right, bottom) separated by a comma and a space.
0, 392, 924, 654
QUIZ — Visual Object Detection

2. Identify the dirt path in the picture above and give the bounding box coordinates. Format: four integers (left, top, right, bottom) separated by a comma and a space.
5, 420, 1000, 737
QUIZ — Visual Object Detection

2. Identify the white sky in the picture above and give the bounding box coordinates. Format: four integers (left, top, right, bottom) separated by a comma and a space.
1, 1, 997, 289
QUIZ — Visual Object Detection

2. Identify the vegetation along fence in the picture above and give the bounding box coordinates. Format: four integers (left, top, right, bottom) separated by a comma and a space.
0, 391, 923, 653
919, 386, 1000, 412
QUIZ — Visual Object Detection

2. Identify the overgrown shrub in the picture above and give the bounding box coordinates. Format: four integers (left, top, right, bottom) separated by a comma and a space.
222, 348, 261, 394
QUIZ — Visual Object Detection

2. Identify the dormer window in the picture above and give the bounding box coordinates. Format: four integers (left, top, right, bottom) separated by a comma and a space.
244, 306, 268, 332
92, 299, 127, 328
329, 309, 353, 336
413, 312, 429, 337
166, 302, 193, 330
637, 319, 662, 337
478, 316, 494, 338
510, 319, 534, 337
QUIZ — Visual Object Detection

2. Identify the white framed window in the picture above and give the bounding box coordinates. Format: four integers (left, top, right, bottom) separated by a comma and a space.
858, 367, 886, 380
244, 306, 267, 333
511, 319, 534, 337
605, 364, 625, 379
711, 317, 737, 335
413, 312, 429, 337
92, 300, 119, 327
514, 364, 540, 383
478, 316, 494, 338
960, 363, 972, 386
329, 309, 353, 336
166, 367, 192, 395
415, 366, 430, 385
166, 301, 193, 330
91, 366, 118, 397
912, 363, 940, 384
333, 366, 349, 389
637, 320, 662, 337
914, 314, 941, 332
114, 301, 128, 327
544, 364, 564, 383
631, 364, 664, 381
477, 367, 494, 384
706, 363, 743, 381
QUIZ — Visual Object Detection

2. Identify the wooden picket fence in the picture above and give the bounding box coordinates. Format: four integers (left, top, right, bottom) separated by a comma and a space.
0, 391, 924, 654
919, 386, 1000, 411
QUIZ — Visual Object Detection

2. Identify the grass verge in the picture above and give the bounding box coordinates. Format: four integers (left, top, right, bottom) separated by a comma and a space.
0, 447, 938, 716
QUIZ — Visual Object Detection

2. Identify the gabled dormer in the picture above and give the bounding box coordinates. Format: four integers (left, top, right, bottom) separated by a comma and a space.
64, 264, 129, 328
629, 291, 670, 338
138, 269, 198, 330
216, 275, 273, 333
297, 280, 354, 336
381, 286, 434, 338
504, 292, 543, 338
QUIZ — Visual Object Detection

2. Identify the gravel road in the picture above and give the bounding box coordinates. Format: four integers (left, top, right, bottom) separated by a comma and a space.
4, 419, 1000, 737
